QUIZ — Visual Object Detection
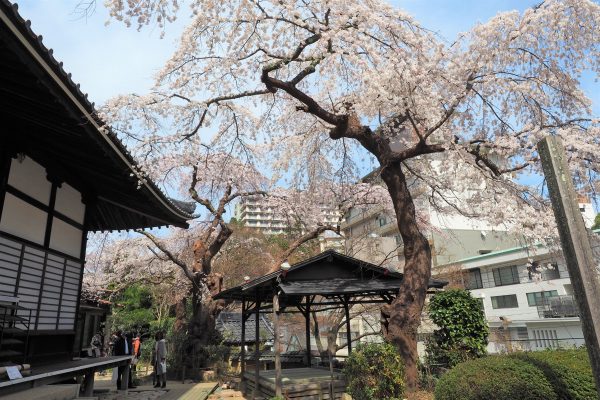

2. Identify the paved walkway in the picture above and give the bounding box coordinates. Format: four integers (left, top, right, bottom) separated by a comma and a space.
94, 380, 218, 400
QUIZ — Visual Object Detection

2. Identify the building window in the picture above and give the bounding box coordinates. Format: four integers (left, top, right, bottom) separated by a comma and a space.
515, 327, 529, 341
526, 290, 559, 307
491, 294, 519, 309
528, 261, 561, 281
465, 268, 483, 290
475, 298, 485, 313
379, 217, 387, 227
338, 331, 360, 347
542, 263, 560, 280
493, 265, 520, 286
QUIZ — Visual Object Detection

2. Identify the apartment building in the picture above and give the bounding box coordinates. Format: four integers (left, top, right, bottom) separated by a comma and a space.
234, 194, 340, 235
341, 201, 523, 271
341, 205, 403, 269
441, 239, 593, 353
341, 180, 597, 353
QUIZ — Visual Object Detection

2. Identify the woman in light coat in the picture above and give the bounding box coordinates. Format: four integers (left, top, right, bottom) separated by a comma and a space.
154, 331, 167, 389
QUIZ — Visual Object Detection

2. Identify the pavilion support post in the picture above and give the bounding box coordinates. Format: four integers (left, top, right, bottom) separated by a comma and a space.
122, 362, 130, 391
538, 136, 600, 395
83, 370, 94, 397
274, 291, 282, 397
343, 298, 352, 354
253, 294, 261, 400
305, 296, 311, 367
240, 298, 246, 387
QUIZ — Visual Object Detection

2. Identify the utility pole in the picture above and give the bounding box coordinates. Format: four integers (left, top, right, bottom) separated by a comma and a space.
538, 136, 600, 397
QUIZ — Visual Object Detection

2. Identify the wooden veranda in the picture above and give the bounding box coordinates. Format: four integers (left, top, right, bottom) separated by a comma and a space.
214, 250, 446, 399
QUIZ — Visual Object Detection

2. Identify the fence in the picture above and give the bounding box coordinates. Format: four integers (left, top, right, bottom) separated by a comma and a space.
489, 337, 585, 353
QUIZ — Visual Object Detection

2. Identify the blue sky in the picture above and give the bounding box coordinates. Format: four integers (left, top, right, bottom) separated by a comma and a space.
13, 0, 599, 114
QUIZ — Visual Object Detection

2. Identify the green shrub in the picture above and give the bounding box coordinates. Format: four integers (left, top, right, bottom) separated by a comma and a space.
426, 289, 488, 370
344, 342, 405, 400
514, 348, 597, 400
434, 355, 557, 400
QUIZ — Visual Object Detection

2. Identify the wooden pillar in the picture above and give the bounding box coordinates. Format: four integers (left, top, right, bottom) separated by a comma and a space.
122, 362, 130, 391
305, 296, 311, 367
83, 370, 95, 397
343, 299, 352, 354
274, 292, 282, 397
253, 293, 260, 399
241, 298, 246, 383
538, 136, 600, 395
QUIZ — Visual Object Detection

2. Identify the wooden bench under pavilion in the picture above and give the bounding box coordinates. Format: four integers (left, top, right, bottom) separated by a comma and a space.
214, 250, 446, 400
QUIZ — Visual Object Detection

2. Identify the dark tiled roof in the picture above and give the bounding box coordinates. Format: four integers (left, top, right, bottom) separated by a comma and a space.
279, 277, 406, 296
216, 312, 274, 345
0, 1, 195, 230
215, 249, 447, 302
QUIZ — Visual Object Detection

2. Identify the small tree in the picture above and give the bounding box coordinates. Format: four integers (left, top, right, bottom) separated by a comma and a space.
592, 214, 600, 230
344, 342, 405, 400
426, 289, 488, 370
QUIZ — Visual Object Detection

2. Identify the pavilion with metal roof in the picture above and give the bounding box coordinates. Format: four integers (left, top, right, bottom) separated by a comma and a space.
214, 249, 446, 399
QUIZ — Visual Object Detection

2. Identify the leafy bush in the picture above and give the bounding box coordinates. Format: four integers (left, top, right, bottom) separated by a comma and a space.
435, 355, 557, 400
514, 348, 597, 400
344, 342, 405, 400
426, 289, 488, 369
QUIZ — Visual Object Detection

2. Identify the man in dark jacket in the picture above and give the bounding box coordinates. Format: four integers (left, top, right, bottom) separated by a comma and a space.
113, 330, 135, 390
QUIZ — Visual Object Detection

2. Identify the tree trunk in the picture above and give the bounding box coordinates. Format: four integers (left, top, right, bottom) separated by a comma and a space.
173, 297, 187, 333
189, 272, 226, 347
380, 163, 432, 391
311, 312, 324, 356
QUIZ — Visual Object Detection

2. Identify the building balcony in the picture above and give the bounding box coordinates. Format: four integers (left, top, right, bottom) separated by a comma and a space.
342, 206, 386, 230
537, 295, 580, 319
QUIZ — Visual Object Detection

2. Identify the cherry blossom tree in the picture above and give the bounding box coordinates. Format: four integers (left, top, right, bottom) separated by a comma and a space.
101, 0, 600, 387
84, 145, 386, 346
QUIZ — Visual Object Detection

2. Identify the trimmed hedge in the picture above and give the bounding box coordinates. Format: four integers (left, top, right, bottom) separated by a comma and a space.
434, 355, 557, 400
514, 348, 597, 400
344, 342, 405, 400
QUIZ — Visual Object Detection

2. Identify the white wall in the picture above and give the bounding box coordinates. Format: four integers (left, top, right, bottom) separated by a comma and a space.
7, 156, 51, 204
579, 201, 597, 229
1, 156, 85, 257
55, 183, 85, 224
0, 192, 47, 245
49, 218, 83, 258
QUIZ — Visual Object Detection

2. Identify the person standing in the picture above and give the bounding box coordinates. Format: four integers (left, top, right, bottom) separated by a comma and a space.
113, 330, 136, 390
91, 331, 103, 358
154, 331, 167, 389
131, 332, 141, 386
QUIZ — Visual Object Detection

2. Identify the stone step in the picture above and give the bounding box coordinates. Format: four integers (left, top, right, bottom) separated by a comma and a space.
208, 389, 246, 399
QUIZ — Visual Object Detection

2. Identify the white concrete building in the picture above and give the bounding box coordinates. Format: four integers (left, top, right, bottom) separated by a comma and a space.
578, 194, 597, 229
342, 191, 596, 353
341, 205, 403, 269
234, 194, 340, 235
440, 242, 588, 353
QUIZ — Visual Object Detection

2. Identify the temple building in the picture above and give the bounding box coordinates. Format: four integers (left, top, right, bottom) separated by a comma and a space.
0, 0, 193, 394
